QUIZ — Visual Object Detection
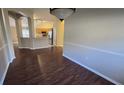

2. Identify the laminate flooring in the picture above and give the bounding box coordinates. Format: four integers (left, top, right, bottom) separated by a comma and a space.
4, 46, 113, 85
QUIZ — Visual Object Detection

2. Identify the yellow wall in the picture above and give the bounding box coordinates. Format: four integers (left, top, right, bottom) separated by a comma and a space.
56, 20, 64, 46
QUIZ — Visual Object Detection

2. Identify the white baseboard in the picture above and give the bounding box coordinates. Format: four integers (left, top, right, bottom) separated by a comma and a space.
18, 46, 52, 50
9, 56, 16, 63
0, 62, 9, 85
32, 46, 52, 49
18, 46, 33, 49
0, 56, 15, 84
63, 54, 121, 85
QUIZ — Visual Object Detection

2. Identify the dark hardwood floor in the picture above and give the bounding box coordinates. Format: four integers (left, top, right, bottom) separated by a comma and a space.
4, 46, 113, 85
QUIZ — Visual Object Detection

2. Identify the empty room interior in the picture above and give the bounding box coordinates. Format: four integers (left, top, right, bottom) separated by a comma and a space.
0, 8, 124, 85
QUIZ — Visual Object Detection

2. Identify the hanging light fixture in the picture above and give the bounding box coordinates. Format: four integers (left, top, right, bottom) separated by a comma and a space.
50, 8, 76, 21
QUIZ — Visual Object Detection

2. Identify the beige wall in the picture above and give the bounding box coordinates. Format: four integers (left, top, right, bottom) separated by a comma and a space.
56, 20, 64, 46
10, 26, 18, 44
64, 9, 124, 84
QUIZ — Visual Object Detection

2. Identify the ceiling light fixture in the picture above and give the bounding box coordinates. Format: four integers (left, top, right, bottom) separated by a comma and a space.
50, 8, 76, 21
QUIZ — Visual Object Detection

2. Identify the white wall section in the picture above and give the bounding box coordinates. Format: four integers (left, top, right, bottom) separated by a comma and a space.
0, 9, 15, 84
63, 9, 124, 84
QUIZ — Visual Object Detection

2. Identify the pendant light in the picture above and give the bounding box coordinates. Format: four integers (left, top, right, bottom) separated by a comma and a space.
50, 8, 76, 21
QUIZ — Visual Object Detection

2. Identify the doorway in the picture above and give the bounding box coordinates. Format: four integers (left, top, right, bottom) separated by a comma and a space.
34, 20, 56, 48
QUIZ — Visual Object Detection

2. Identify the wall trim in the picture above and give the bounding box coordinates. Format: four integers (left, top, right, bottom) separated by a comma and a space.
32, 46, 52, 50
0, 62, 9, 85
65, 42, 124, 57
9, 56, 16, 63
18, 46, 34, 49
0, 54, 15, 84
63, 54, 122, 85
18, 46, 52, 50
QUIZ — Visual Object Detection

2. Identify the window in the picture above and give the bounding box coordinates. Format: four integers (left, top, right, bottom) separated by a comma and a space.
21, 17, 30, 38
